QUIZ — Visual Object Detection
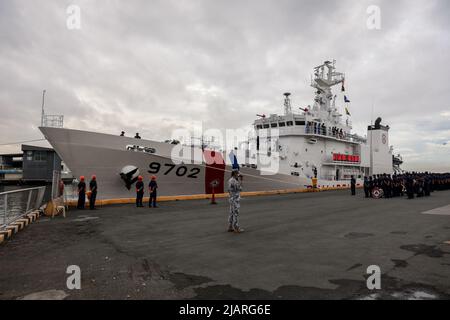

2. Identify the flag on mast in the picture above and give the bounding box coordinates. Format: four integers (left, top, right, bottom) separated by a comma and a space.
345, 107, 351, 116
344, 95, 351, 103
341, 79, 345, 92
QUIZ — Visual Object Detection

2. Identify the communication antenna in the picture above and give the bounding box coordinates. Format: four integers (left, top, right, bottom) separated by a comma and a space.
41, 90, 46, 126
39, 90, 64, 128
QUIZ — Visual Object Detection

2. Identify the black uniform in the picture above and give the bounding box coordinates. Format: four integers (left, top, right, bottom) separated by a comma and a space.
149, 180, 158, 207
89, 179, 97, 210
406, 176, 414, 199
77, 181, 86, 209
368, 177, 374, 197
424, 176, 431, 196
136, 180, 144, 207
363, 178, 370, 198
350, 177, 356, 196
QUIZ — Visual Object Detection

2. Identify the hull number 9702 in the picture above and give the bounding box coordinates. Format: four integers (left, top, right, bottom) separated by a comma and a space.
147, 162, 200, 178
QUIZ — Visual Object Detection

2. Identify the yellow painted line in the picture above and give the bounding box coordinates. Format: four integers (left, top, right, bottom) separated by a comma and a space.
0, 234, 4, 244
26, 214, 35, 222
65, 185, 358, 207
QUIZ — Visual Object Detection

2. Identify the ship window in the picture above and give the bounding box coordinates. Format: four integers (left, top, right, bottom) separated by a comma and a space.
271, 123, 278, 128
263, 124, 270, 129
33, 151, 47, 162
286, 121, 293, 126
256, 125, 262, 129
295, 121, 305, 126
279, 122, 286, 127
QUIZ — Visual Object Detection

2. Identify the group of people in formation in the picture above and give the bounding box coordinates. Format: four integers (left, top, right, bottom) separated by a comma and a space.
360, 172, 450, 199
77, 175, 159, 209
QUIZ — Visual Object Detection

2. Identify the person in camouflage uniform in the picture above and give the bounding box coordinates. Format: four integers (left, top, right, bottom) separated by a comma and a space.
228, 170, 244, 233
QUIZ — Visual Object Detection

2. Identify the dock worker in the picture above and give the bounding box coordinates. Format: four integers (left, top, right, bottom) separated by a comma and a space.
77, 176, 86, 209
350, 175, 356, 196
135, 133, 141, 139
228, 170, 244, 233
120, 131, 125, 136
136, 176, 144, 207
89, 175, 98, 210
149, 175, 158, 208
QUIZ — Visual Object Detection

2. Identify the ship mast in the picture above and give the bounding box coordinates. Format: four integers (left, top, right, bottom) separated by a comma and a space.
283, 92, 292, 115
310, 60, 345, 116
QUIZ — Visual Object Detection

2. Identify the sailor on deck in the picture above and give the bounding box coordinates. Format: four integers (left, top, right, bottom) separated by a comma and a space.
228, 170, 244, 233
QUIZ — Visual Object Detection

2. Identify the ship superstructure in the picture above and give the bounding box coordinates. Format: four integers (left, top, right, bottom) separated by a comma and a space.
251, 60, 394, 182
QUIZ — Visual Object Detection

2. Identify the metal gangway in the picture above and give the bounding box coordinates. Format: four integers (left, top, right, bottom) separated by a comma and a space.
0, 187, 46, 229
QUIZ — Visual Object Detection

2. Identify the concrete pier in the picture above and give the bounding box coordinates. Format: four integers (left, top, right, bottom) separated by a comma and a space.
0, 189, 449, 300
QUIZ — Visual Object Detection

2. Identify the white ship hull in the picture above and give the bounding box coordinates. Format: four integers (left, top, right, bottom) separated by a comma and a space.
39, 127, 358, 200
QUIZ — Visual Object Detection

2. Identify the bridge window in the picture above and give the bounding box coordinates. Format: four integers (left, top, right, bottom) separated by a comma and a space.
287, 121, 293, 126
263, 124, 270, 129
279, 122, 286, 127
271, 123, 278, 128
295, 121, 305, 126
33, 151, 47, 162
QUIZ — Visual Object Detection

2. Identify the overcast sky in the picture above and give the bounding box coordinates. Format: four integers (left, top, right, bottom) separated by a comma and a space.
1, 0, 449, 171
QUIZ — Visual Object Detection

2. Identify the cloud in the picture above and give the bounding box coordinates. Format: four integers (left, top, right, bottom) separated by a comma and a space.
0, 0, 449, 171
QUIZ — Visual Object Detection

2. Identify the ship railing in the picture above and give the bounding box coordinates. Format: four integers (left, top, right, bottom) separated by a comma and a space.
304, 125, 367, 144
0, 187, 46, 230
305, 125, 348, 141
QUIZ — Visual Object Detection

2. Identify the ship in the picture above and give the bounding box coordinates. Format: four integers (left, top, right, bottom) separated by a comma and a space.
39, 60, 402, 200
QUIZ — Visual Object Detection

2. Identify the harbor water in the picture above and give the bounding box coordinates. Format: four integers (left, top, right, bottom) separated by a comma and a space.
0, 185, 49, 225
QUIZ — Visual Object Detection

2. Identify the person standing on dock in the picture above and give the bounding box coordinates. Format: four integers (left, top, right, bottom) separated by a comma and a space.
136, 176, 144, 207
350, 175, 356, 196
89, 175, 98, 210
228, 170, 244, 233
77, 176, 86, 209
363, 176, 370, 198
149, 175, 158, 208
406, 174, 415, 199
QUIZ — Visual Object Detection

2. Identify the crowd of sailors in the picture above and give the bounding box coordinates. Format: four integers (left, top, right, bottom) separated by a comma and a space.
359, 172, 450, 199
306, 122, 346, 140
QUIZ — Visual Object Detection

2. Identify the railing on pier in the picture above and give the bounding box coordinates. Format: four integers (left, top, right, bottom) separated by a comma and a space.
0, 187, 46, 229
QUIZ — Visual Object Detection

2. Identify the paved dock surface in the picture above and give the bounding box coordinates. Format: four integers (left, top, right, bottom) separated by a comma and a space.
1, 190, 450, 300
